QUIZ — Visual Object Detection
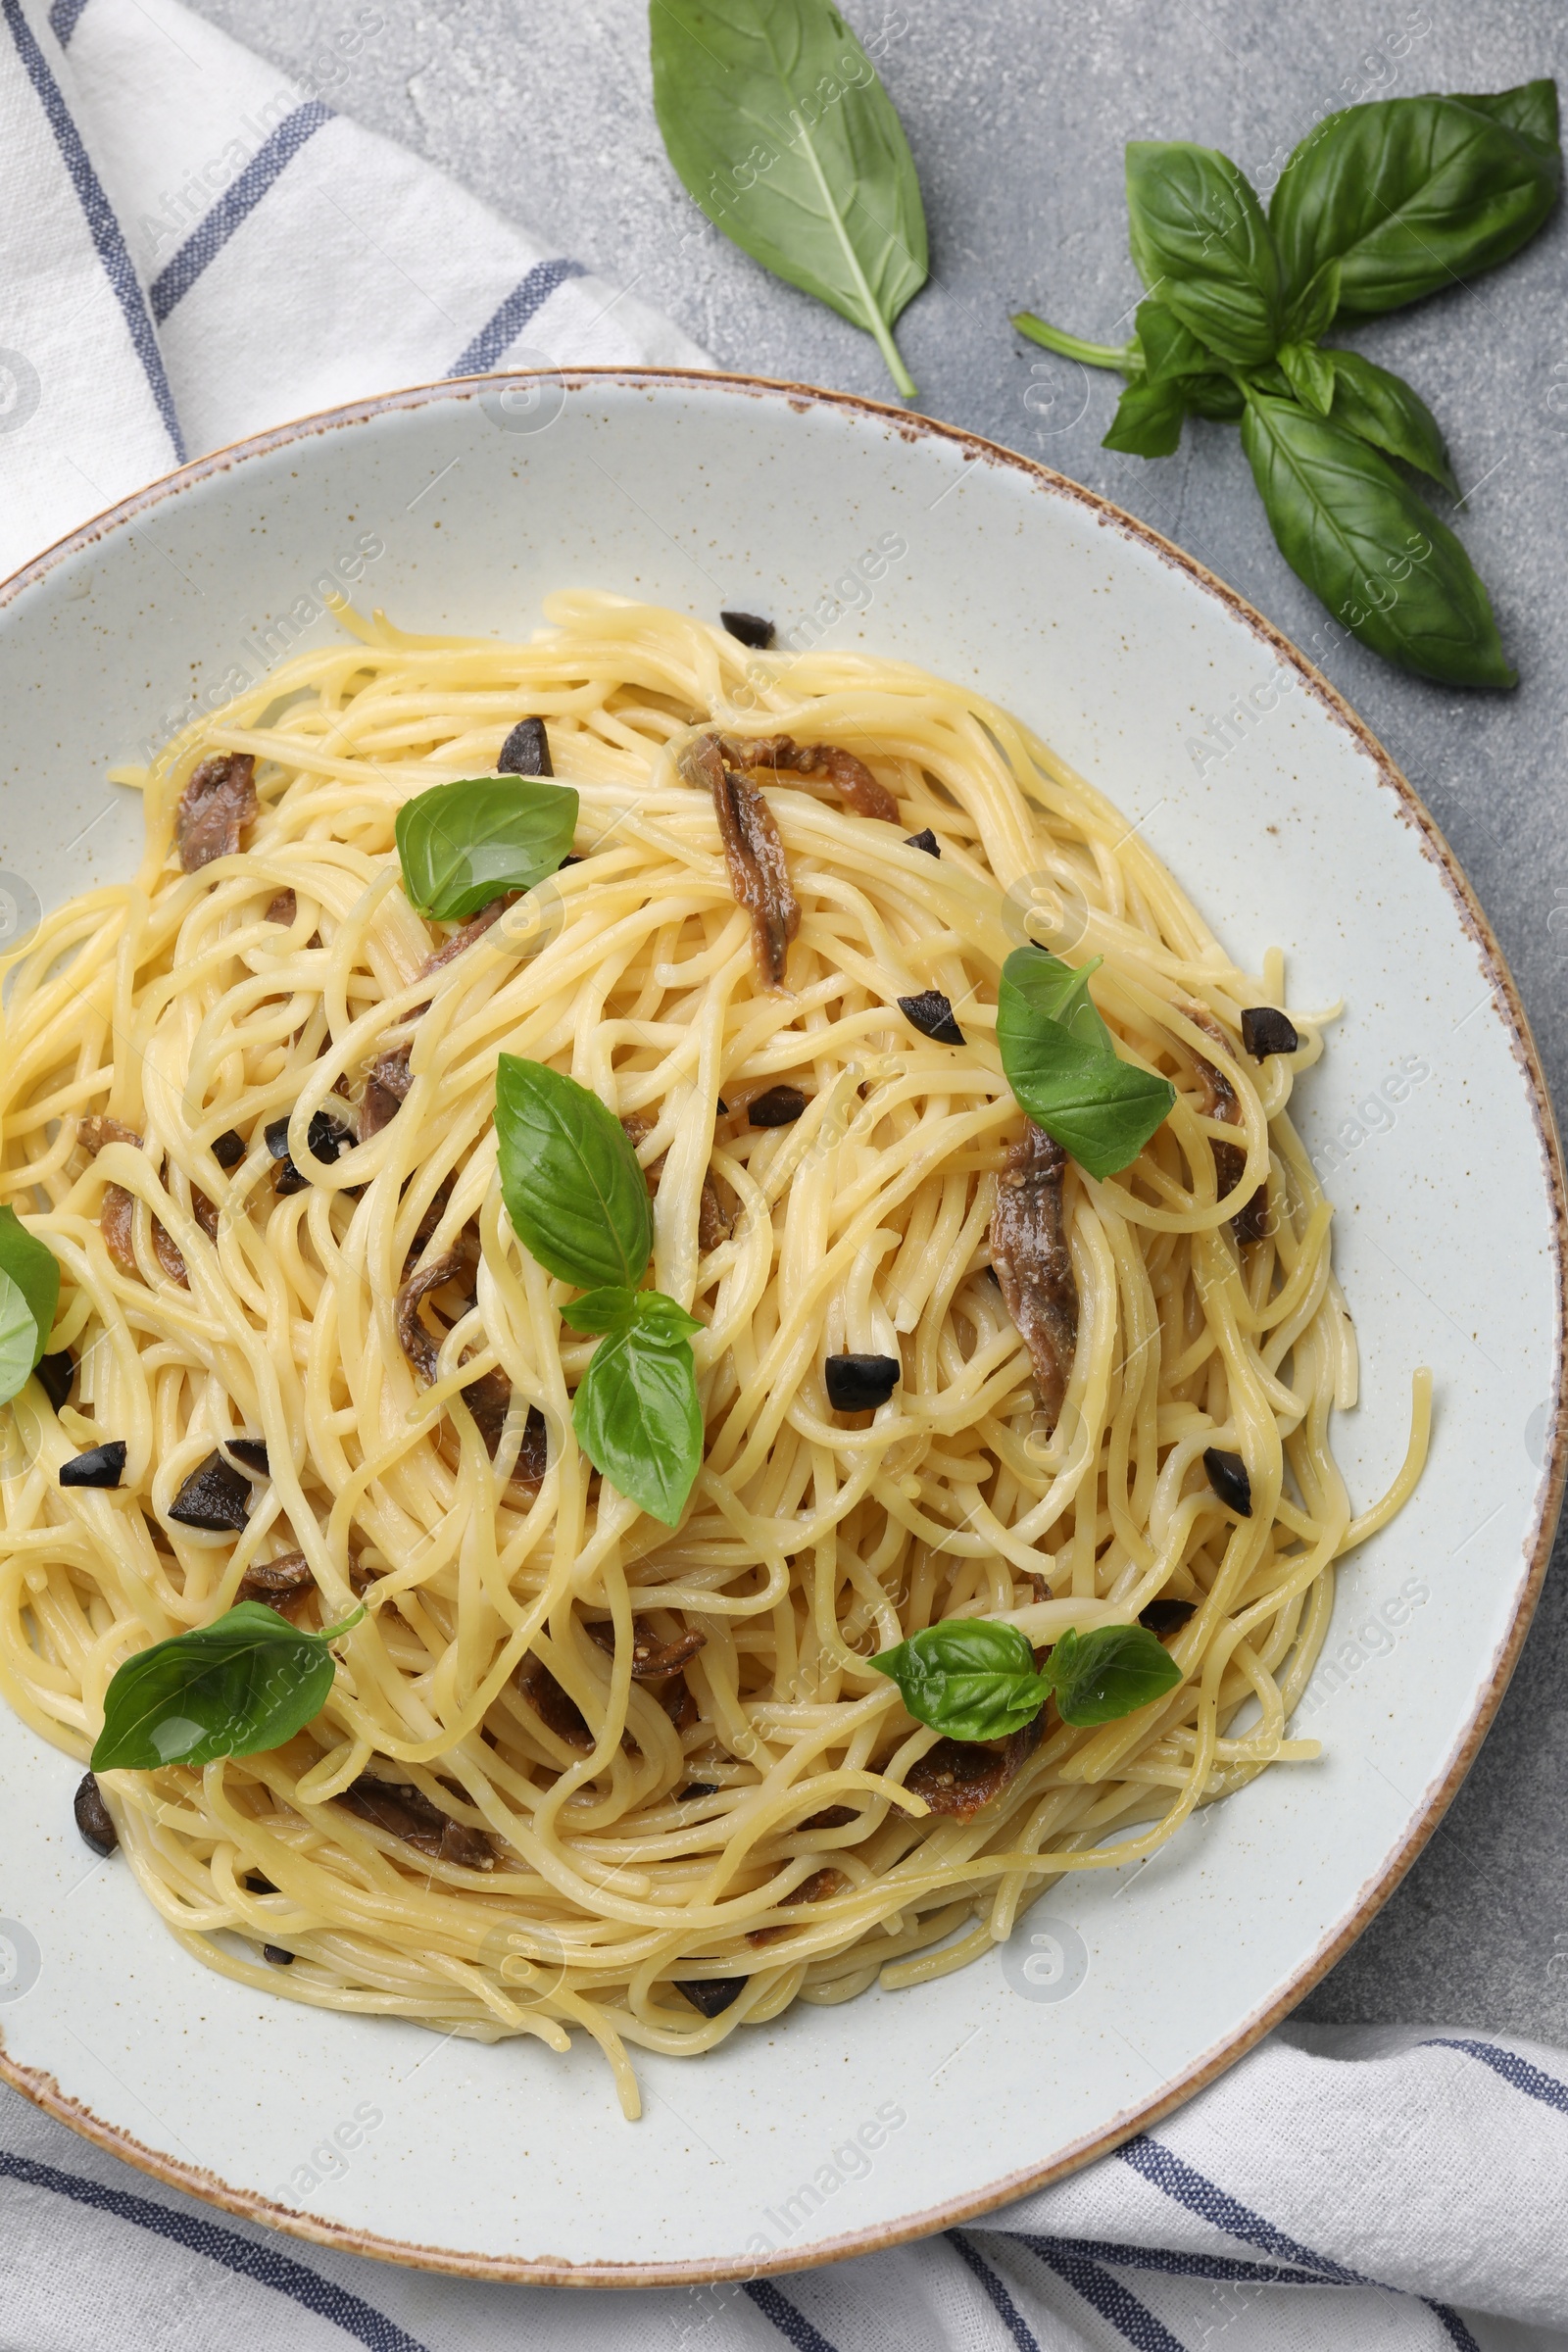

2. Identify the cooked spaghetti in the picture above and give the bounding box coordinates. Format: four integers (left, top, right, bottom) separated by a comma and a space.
0, 594, 1427, 2118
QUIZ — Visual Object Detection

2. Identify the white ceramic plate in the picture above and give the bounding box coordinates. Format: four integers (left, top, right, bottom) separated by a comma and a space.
0, 371, 1561, 2285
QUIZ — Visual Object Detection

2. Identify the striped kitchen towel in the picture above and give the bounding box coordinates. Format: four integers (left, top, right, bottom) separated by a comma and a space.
4, 2023, 1568, 2348
0, 0, 709, 581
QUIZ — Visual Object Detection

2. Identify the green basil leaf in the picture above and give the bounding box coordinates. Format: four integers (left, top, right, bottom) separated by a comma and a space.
1180, 372, 1247, 422
495, 1057, 654, 1293
571, 1306, 703, 1526
1282, 257, 1341, 343
90, 1601, 355, 1771
0, 1205, 59, 1378
1042, 1623, 1182, 1726
1102, 375, 1186, 458
1277, 338, 1336, 416
1326, 350, 1459, 498
997, 950, 1175, 1181
1269, 86, 1562, 318
1125, 141, 1284, 365
395, 777, 578, 921
1239, 392, 1514, 687
869, 1617, 1050, 1742
649, 0, 928, 398
0, 1272, 37, 1407
561, 1284, 639, 1338
1135, 297, 1216, 383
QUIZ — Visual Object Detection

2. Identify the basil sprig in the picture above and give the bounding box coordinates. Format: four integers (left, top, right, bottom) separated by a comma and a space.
649, 0, 928, 398
90, 1600, 362, 1773
996, 948, 1175, 1180
495, 1056, 703, 1525
871, 1616, 1182, 1740
395, 777, 578, 920
1012, 82, 1561, 686
0, 1206, 59, 1407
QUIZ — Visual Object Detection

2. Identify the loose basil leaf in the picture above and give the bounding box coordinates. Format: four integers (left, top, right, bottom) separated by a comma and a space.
869, 1618, 1050, 1743
395, 777, 578, 921
90, 1601, 361, 1772
0, 1204, 59, 1378
1135, 297, 1215, 384
1281, 257, 1341, 344
1045, 1623, 1182, 1727
1326, 350, 1459, 498
1269, 85, 1562, 318
1125, 141, 1284, 366
1239, 392, 1514, 687
0, 1273, 36, 1407
1277, 338, 1335, 416
495, 1057, 654, 1293
571, 1300, 703, 1526
649, 0, 928, 398
1102, 375, 1185, 458
997, 949, 1176, 1181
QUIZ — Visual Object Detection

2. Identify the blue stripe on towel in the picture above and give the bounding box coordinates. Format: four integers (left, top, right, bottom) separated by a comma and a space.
1117, 2132, 1368, 2284
0, 2151, 427, 2349
4, 0, 184, 459
47, 0, 90, 43
948, 2231, 1043, 2350
1424, 2036, 1568, 2117
1026, 2241, 1188, 2351
150, 101, 334, 323
1020, 2233, 1326, 2287
742, 2278, 840, 2351
446, 258, 586, 377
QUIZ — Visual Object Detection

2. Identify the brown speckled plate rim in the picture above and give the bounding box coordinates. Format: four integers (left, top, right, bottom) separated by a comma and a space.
0, 367, 1562, 2289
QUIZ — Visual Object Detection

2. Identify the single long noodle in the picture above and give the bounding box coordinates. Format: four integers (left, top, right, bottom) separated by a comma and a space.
0, 593, 1426, 2117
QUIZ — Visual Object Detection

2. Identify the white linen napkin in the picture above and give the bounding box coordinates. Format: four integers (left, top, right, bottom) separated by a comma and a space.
3, 3, 1568, 2344
0, 0, 708, 581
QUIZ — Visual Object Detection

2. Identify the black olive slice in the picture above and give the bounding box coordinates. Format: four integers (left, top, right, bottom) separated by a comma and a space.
497, 716, 553, 776
226, 1438, 270, 1475
35, 1352, 74, 1411
262, 1944, 295, 1966
1202, 1447, 1252, 1518
719, 611, 775, 649
169, 1450, 252, 1532
1240, 1006, 1298, 1060
748, 1084, 808, 1127
898, 989, 965, 1046
74, 1772, 118, 1854
244, 1872, 277, 1893
1139, 1597, 1198, 1637
673, 1975, 748, 2016
60, 1440, 126, 1489
824, 1353, 900, 1411
904, 827, 940, 858
677, 1782, 719, 1802
211, 1128, 247, 1168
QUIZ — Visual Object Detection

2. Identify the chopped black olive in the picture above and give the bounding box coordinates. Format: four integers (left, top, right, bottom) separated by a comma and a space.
269, 1109, 352, 1195
898, 989, 965, 1046
1139, 1597, 1198, 1637
263, 1117, 292, 1160
905, 827, 940, 858
824, 1353, 901, 1411
719, 611, 775, 650
1202, 1447, 1252, 1518
169, 1450, 252, 1532
226, 1438, 270, 1476
60, 1440, 126, 1490
211, 1128, 247, 1168
497, 716, 553, 777
261, 1944, 295, 1967
35, 1351, 74, 1411
561, 853, 583, 866
74, 1772, 118, 1855
748, 1084, 808, 1127
677, 1782, 718, 1802
673, 1975, 748, 2016
244, 1872, 277, 1894
1240, 1006, 1299, 1060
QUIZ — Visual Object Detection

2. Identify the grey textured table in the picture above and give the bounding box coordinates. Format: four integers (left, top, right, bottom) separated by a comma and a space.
196, 0, 1568, 2038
